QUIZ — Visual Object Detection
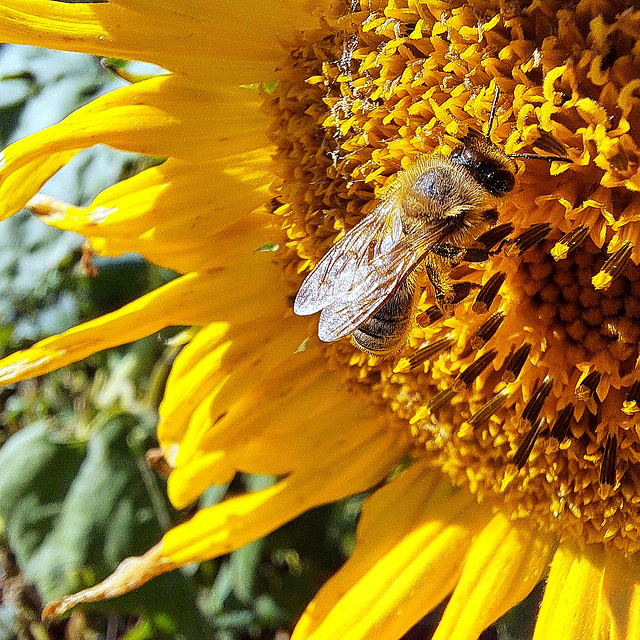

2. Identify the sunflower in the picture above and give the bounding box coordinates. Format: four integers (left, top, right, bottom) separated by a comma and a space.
1, 0, 640, 637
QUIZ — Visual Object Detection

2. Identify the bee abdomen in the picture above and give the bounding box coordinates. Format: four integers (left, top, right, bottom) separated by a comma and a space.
352, 276, 417, 355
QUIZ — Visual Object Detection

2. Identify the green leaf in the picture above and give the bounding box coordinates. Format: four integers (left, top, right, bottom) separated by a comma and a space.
0, 418, 214, 640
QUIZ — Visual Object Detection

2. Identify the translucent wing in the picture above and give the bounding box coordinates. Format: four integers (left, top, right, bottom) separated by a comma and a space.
317, 219, 451, 341
293, 198, 403, 316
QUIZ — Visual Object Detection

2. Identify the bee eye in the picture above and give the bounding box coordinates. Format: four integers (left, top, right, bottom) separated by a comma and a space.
477, 165, 515, 196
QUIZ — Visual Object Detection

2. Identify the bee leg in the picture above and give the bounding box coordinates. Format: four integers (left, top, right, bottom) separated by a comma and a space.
431, 242, 466, 267
424, 258, 455, 311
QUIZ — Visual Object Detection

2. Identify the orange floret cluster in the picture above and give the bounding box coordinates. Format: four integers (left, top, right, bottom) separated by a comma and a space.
270, 0, 640, 553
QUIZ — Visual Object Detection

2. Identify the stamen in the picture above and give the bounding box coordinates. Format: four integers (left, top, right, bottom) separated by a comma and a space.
551, 226, 589, 261
576, 370, 601, 400
452, 349, 498, 391
475, 223, 515, 252
471, 312, 505, 349
407, 336, 455, 371
416, 305, 443, 327
622, 380, 640, 415
600, 434, 617, 486
505, 223, 552, 257
428, 387, 456, 413
592, 242, 633, 290
502, 343, 531, 383
521, 376, 553, 425
512, 417, 546, 469
550, 404, 574, 441
463, 247, 491, 263
449, 281, 478, 305
470, 388, 510, 427
472, 272, 506, 314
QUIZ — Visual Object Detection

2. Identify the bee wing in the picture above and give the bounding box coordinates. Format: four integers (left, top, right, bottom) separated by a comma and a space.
293, 198, 403, 316
317, 219, 451, 341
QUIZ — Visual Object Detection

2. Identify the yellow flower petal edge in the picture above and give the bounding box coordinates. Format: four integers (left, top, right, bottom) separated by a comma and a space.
0, 76, 267, 220
0, 0, 315, 84
28, 150, 273, 273
533, 544, 610, 640
0, 273, 204, 385
44, 421, 409, 619
292, 461, 489, 640
165, 344, 408, 507
432, 514, 554, 640
0, 221, 284, 387
603, 550, 640, 640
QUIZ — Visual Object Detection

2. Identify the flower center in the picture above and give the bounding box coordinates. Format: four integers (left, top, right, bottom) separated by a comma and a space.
270, 0, 640, 553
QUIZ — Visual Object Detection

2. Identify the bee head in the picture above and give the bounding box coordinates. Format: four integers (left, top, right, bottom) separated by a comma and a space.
449, 131, 516, 197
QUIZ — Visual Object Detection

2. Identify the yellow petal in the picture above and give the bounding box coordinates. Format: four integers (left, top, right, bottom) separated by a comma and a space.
603, 549, 640, 640
0, 225, 283, 385
0, 75, 268, 219
0, 0, 316, 87
164, 328, 404, 506
0, 151, 77, 222
29, 150, 273, 273
292, 462, 491, 640
432, 513, 554, 640
533, 543, 610, 640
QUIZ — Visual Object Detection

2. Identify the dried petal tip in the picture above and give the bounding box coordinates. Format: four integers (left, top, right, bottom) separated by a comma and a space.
502, 344, 531, 383
506, 223, 552, 257
471, 312, 505, 349
592, 242, 633, 290
576, 371, 601, 401
550, 404, 574, 441
550, 226, 589, 261
512, 417, 546, 469
43, 544, 171, 620
472, 271, 506, 314
599, 434, 617, 487
403, 336, 454, 372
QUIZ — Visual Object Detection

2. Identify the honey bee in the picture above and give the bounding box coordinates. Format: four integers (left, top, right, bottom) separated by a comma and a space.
294, 91, 570, 355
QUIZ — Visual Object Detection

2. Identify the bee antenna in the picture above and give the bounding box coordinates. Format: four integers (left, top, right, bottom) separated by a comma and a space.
485, 85, 500, 140
508, 153, 572, 163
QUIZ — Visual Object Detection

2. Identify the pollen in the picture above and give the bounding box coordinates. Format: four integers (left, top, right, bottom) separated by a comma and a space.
269, 0, 640, 553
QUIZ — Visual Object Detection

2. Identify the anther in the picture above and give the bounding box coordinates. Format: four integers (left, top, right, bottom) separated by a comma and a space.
463, 247, 491, 263
475, 223, 515, 251
551, 226, 589, 261
550, 404, 574, 441
592, 242, 633, 291
470, 388, 510, 427
416, 305, 443, 327
576, 370, 601, 401
471, 312, 505, 349
623, 380, 640, 415
599, 434, 617, 486
472, 271, 506, 314
512, 417, 545, 469
452, 350, 497, 391
521, 376, 553, 425
428, 387, 456, 413
502, 343, 531, 383
408, 336, 455, 371
506, 223, 552, 257
449, 281, 478, 305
